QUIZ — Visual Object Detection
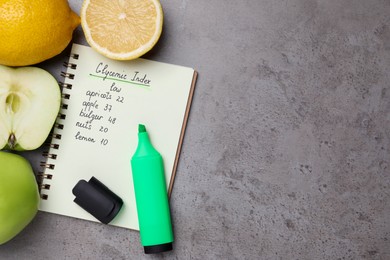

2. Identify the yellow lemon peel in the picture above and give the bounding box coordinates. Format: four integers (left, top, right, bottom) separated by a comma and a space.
0, 0, 80, 66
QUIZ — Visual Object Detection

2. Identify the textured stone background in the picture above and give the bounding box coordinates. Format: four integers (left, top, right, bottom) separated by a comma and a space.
0, 0, 389, 259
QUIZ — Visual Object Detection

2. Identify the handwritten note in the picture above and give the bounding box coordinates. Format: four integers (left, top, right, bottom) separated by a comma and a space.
72, 61, 151, 147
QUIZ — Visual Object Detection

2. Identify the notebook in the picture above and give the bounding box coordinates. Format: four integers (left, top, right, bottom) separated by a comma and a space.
39, 43, 197, 230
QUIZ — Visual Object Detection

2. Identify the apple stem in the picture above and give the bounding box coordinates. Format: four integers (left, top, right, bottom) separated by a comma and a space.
8, 134, 16, 149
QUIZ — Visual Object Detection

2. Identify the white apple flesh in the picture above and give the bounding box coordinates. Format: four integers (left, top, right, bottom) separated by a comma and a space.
0, 65, 61, 150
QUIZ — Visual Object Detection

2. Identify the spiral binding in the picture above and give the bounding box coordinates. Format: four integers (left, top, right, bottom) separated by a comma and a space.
40, 52, 78, 200
59, 82, 73, 90
42, 151, 57, 159
58, 113, 66, 120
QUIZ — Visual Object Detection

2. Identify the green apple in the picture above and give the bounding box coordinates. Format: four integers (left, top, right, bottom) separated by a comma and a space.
0, 151, 39, 245
0, 65, 61, 150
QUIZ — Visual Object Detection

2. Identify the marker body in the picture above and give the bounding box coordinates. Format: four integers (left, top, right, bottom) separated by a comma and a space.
131, 125, 173, 254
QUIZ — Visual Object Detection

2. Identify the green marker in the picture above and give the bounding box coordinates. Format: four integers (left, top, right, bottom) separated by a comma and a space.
131, 124, 174, 254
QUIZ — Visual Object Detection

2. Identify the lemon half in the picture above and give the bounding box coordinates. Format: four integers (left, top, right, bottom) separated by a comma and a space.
81, 0, 163, 60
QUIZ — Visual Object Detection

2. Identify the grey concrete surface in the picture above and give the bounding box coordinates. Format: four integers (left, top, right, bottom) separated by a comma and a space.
0, 0, 389, 259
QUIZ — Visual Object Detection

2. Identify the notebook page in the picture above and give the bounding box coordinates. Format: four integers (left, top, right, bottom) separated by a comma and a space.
39, 43, 195, 230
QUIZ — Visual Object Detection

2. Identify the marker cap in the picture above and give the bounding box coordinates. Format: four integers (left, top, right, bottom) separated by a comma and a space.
72, 176, 123, 224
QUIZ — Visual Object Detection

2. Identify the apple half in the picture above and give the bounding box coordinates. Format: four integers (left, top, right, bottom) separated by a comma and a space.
0, 65, 61, 150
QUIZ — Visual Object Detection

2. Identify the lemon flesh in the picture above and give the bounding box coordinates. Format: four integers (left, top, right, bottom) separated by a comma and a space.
81, 0, 163, 60
0, 0, 80, 66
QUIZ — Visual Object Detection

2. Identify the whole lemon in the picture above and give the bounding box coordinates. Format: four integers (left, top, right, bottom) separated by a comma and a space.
0, 0, 80, 66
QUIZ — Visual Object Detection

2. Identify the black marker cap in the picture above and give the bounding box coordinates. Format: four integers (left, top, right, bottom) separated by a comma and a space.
72, 176, 123, 224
